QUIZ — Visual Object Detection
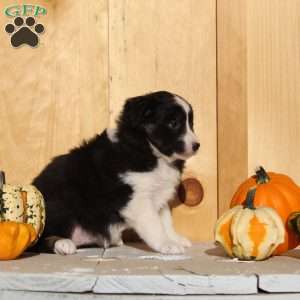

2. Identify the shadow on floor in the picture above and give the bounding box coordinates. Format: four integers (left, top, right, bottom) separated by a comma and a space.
20, 252, 40, 259
281, 248, 300, 259
204, 244, 227, 258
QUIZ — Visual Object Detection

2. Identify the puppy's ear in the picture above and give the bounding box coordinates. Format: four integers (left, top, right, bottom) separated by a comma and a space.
119, 96, 154, 129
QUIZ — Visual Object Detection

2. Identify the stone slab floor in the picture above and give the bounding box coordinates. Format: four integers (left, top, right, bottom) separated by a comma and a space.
1, 242, 300, 299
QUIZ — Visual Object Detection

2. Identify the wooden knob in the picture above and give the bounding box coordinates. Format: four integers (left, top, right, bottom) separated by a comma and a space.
178, 178, 204, 207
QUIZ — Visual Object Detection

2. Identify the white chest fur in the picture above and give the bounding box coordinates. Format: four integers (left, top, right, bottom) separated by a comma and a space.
71, 159, 181, 250
120, 158, 181, 211
119, 159, 187, 254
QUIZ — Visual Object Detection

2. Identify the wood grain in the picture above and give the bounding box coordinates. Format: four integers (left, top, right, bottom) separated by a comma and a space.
0, 0, 217, 241
217, 0, 300, 216
109, 0, 217, 241
2, 0, 299, 243
217, 0, 248, 215
247, 0, 300, 181
0, 0, 109, 183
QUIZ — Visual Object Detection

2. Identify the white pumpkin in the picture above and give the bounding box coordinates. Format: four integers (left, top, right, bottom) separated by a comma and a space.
0, 180, 45, 245
215, 189, 285, 261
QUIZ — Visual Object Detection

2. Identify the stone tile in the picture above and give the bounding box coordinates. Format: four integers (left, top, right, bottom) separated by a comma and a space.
93, 243, 257, 294
253, 249, 300, 293
0, 242, 300, 295
0, 248, 103, 292
2, 290, 300, 300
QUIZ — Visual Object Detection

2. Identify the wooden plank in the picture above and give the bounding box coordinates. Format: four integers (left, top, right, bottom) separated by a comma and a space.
0, 243, 258, 295
0, 0, 109, 183
217, 0, 248, 215
93, 243, 257, 295
4, 291, 300, 300
2, 242, 300, 295
254, 249, 300, 293
109, 0, 217, 241
247, 0, 300, 181
0, 249, 102, 292
259, 275, 300, 293
94, 274, 256, 295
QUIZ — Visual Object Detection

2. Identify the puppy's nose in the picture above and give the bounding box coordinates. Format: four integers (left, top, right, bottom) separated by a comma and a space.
192, 142, 200, 152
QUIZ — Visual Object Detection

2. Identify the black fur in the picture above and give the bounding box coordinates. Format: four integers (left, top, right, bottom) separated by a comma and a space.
32, 91, 191, 252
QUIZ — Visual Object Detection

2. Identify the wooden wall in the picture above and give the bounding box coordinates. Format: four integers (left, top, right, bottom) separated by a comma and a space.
1, 0, 299, 240
0, 0, 217, 240
217, 0, 248, 215
109, 1, 217, 241
218, 0, 300, 214
0, 0, 109, 183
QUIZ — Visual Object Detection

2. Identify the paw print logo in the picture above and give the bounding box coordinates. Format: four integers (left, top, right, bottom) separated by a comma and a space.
5, 17, 44, 48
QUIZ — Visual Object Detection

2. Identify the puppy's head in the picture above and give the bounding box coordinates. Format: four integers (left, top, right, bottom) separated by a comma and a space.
118, 91, 199, 161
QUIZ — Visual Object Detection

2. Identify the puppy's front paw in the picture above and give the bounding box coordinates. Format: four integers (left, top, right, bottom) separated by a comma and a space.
54, 239, 77, 255
116, 238, 124, 246
158, 240, 185, 254
173, 234, 192, 248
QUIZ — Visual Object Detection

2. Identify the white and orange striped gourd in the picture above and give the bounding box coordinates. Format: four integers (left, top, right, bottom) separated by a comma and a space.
0, 172, 45, 246
215, 188, 285, 261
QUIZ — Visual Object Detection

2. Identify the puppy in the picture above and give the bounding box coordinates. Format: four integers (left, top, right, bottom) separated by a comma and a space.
32, 91, 200, 255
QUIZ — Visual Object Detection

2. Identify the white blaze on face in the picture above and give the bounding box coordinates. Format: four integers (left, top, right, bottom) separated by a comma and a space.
174, 96, 199, 159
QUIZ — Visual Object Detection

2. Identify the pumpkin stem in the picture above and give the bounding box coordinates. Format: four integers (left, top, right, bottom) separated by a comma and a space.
0, 171, 6, 218
288, 212, 300, 235
0, 171, 5, 190
244, 187, 256, 210
255, 166, 270, 184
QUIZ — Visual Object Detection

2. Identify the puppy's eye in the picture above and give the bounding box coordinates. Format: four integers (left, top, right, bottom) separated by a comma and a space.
168, 119, 179, 129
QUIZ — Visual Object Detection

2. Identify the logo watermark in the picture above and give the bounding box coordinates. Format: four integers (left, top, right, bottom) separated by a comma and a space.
4, 4, 47, 48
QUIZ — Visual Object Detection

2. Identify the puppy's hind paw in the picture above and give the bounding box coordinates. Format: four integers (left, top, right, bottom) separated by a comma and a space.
54, 239, 77, 255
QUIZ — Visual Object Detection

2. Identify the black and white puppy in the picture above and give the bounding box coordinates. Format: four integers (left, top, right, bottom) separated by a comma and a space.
32, 91, 200, 255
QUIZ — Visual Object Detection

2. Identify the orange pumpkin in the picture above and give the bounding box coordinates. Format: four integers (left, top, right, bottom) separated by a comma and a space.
230, 166, 300, 254
0, 221, 36, 260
